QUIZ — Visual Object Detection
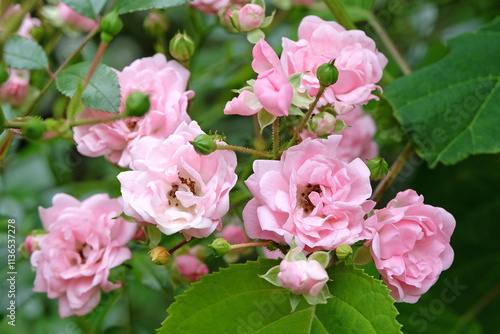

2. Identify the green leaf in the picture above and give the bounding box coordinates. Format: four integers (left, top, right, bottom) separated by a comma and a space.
3, 36, 48, 70
158, 259, 402, 333
257, 109, 276, 133
60, 0, 106, 20
384, 18, 500, 168
247, 28, 265, 44
145, 224, 162, 247
56, 61, 121, 113
117, 0, 190, 14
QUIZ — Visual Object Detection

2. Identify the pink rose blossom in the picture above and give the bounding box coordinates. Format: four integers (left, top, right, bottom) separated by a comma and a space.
281, 15, 388, 112
224, 90, 262, 116
243, 135, 374, 251
221, 224, 249, 245
117, 121, 238, 239
73, 54, 192, 167
31, 194, 137, 318
238, 4, 265, 31
58, 3, 98, 32
17, 13, 41, 40
363, 189, 456, 303
0, 69, 30, 106
175, 254, 209, 282
278, 258, 328, 297
188, 0, 230, 14
254, 68, 293, 116
301, 106, 378, 162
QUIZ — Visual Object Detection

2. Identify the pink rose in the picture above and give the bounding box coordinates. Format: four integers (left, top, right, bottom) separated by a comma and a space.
16, 13, 41, 40
73, 54, 192, 167
254, 68, 293, 116
221, 224, 249, 245
243, 135, 374, 251
188, 0, 230, 14
117, 121, 238, 239
363, 190, 456, 303
224, 90, 262, 116
175, 254, 209, 282
281, 15, 388, 111
301, 106, 378, 162
58, 3, 98, 32
0, 69, 29, 106
278, 258, 328, 296
238, 4, 265, 31
31, 194, 137, 318
252, 39, 282, 74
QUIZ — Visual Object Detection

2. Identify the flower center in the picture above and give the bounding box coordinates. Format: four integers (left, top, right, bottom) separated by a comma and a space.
298, 184, 321, 214
167, 173, 198, 208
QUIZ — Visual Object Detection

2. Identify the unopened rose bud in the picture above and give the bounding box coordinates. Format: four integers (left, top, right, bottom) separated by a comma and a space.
144, 11, 168, 38
316, 61, 338, 87
21, 230, 46, 257
175, 254, 209, 282
22, 118, 46, 140
125, 91, 150, 117
309, 112, 335, 136
169, 31, 195, 65
208, 238, 232, 257
100, 11, 123, 42
190, 134, 217, 155
148, 246, 170, 265
335, 244, 352, 261
238, 4, 265, 31
366, 157, 388, 181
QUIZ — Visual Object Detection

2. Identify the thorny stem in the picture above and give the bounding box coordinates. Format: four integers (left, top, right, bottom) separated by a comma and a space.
23, 25, 101, 117
216, 144, 274, 159
272, 117, 280, 159
82, 40, 109, 90
69, 114, 127, 127
287, 85, 326, 148
371, 143, 415, 203
168, 238, 193, 254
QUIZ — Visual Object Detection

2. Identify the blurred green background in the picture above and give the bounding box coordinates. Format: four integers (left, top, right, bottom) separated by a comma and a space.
1, 0, 500, 333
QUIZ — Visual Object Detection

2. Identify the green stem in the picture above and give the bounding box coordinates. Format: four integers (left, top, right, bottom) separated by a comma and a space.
3, 121, 24, 129
82, 40, 109, 90
366, 12, 412, 75
272, 117, 280, 159
371, 143, 414, 203
23, 25, 100, 116
287, 85, 326, 148
322, 0, 356, 30
216, 144, 274, 159
230, 241, 274, 250
69, 114, 127, 127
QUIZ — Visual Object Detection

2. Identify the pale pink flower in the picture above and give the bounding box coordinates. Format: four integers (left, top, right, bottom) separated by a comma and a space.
58, 3, 98, 32
254, 68, 293, 116
188, 0, 230, 14
175, 254, 209, 282
301, 106, 378, 162
0, 69, 29, 106
224, 90, 262, 116
281, 15, 388, 112
363, 190, 456, 303
243, 135, 374, 251
31, 194, 137, 318
17, 13, 41, 40
238, 4, 265, 31
278, 258, 328, 296
117, 121, 238, 239
73, 54, 192, 167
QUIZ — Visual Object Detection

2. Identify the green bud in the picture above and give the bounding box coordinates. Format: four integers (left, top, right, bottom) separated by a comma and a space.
148, 246, 170, 265
335, 244, 352, 261
0, 63, 9, 85
190, 134, 217, 155
316, 61, 339, 87
144, 11, 168, 38
169, 31, 195, 64
125, 91, 150, 117
100, 11, 123, 38
208, 238, 232, 257
366, 157, 389, 181
22, 118, 46, 140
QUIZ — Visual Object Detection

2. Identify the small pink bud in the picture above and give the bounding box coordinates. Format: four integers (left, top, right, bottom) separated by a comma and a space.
0, 70, 29, 106
221, 225, 249, 246
278, 259, 328, 297
238, 4, 265, 31
58, 3, 98, 32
